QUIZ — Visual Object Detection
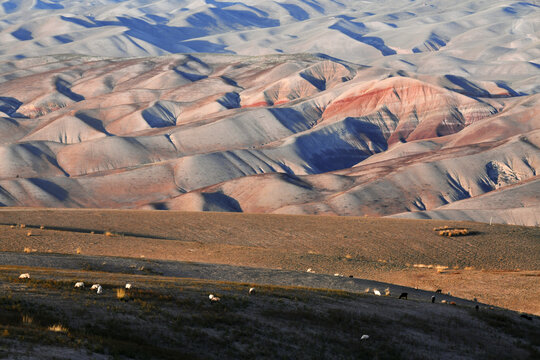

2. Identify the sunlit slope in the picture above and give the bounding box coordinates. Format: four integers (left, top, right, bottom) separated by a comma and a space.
0, 53, 538, 224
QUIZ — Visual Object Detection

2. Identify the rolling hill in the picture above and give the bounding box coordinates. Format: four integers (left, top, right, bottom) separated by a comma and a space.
0, 0, 538, 224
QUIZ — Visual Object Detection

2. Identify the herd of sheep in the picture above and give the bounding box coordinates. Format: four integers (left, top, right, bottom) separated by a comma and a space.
16, 271, 459, 306
15, 268, 533, 338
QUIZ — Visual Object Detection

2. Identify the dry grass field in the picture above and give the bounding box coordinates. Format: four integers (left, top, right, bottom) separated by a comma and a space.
0, 208, 539, 358
0, 208, 539, 317
1, 265, 539, 360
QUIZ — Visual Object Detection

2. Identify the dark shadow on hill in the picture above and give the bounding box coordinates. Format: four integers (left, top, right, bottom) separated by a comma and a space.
495, 81, 527, 97
53, 35, 74, 44
11, 28, 33, 41
205, 0, 270, 16
35, 0, 64, 10
19, 144, 70, 177
0, 97, 26, 118
60, 15, 232, 54
202, 192, 242, 212
444, 75, 490, 98
141, 102, 177, 128
313, 52, 349, 63
444, 75, 527, 99
300, 0, 325, 14
330, 22, 396, 56
300, 72, 326, 91
291, 117, 387, 173
2, 0, 18, 13
55, 78, 84, 102
412, 32, 448, 53
187, 7, 279, 29
27, 178, 69, 201
269, 107, 318, 133
217, 92, 241, 109
173, 69, 208, 82
279, 172, 314, 190
74, 111, 112, 135
277, 3, 310, 21
149, 202, 169, 210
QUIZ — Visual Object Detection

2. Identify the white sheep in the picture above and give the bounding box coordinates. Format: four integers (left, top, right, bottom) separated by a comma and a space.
74, 282, 85, 288
249, 287, 255, 295
306, 268, 314, 273
361, 335, 369, 340
125, 283, 132, 289
373, 289, 381, 296
96, 285, 103, 294
209, 294, 220, 302
90, 284, 100, 290
19, 273, 30, 279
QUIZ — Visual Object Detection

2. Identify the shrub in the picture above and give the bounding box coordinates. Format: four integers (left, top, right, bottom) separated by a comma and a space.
436, 228, 470, 237
22, 314, 33, 325
116, 288, 127, 301
48, 324, 68, 333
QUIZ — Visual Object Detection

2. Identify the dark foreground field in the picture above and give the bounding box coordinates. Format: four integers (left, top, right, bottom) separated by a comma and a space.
0, 260, 539, 360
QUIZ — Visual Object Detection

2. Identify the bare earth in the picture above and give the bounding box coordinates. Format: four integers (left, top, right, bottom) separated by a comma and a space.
1, 208, 538, 315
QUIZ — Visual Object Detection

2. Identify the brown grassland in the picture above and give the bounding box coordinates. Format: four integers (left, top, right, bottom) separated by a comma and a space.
0, 208, 539, 315
0, 208, 539, 359
1, 266, 539, 359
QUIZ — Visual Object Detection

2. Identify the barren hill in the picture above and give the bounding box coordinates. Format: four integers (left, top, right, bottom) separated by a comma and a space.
0, 0, 538, 224
0, 54, 538, 224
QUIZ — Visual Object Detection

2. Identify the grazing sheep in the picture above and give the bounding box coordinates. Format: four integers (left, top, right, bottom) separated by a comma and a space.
74, 282, 85, 288
360, 335, 369, 340
334, 273, 340, 277
384, 288, 391, 296
306, 268, 314, 273
125, 283, 132, 289
96, 286, 103, 295
373, 289, 381, 296
441, 300, 447, 304
436, 289, 442, 293
19, 273, 30, 279
431, 296, 435, 303
349, 275, 354, 278
90, 284, 100, 290
209, 294, 220, 302
399, 292, 408, 300
249, 287, 255, 295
